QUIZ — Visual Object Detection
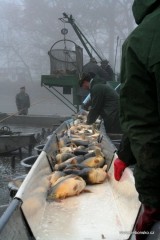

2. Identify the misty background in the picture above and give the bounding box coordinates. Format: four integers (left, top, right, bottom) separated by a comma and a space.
0, 0, 135, 116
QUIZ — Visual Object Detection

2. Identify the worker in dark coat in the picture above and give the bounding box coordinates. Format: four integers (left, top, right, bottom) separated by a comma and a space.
101, 60, 114, 81
83, 58, 110, 83
114, 0, 160, 239
80, 73, 122, 134
16, 86, 30, 115
79, 58, 112, 103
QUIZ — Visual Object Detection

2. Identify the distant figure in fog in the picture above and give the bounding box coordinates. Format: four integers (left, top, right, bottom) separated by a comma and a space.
41, 128, 47, 141
16, 86, 30, 115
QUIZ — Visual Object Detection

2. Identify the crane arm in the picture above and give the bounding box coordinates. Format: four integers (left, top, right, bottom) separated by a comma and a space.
60, 13, 103, 61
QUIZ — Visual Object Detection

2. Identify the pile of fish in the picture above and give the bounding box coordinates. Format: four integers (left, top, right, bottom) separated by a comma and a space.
46, 114, 108, 201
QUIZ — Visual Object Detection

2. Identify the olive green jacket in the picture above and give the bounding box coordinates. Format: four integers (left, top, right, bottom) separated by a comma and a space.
120, 0, 160, 207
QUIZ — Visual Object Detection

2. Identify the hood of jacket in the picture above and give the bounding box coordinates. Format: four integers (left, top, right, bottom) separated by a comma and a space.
90, 76, 105, 89
132, 0, 160, 24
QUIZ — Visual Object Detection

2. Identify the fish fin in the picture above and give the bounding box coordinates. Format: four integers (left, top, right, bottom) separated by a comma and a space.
82, 188, 92, 193
73, 184, 78, 191
52, 198, 62, 203
102, 164, 108, 171
70, 159, 77, 164
48, 175, 52, 181
59, 196, 66, 200
46, 195, 56, 202
54, 164, 59, 170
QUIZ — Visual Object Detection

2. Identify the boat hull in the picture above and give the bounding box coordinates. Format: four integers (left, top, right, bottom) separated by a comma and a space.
0, 113, 69, 127
0, 133, 36, 154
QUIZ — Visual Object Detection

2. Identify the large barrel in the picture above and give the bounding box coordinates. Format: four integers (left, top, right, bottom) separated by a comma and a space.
20, 155, 38, 173
8, 175, 27, 198
34, 144, 45, 155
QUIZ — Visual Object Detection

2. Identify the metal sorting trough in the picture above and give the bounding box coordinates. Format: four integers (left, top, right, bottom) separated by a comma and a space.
0, 119, 141, 240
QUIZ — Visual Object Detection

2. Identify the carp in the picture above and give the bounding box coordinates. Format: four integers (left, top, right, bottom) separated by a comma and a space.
63, 163, 88, 171
73, 148, 89, 156
64, 165, 108, 184
69, 124, 92, 134
48, 171, 66, 187
54, 155, 84, 171
81, 166, 108, 184
59, 143, 77, 154
70, 139, 89, 147
56, 152, 75, 164
46, 174, 86, 201
81, 148, 105, 168
84, 151, 96, 159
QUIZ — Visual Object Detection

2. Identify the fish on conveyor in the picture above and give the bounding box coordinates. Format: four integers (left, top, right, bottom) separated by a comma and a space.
46, 174, 87, 201
48, 171, 66, 187
84, 150, 96, 159
81, 148, 105, 168
69, 124, 92, 134
64, 165, 108, 184
54, 155, 84, 171
70, 138, 90, 147
86, 132, 100, 140
87, 144, 101, 151
56, 152, 75, 164
73, 148, 89, 156
81, 165, 108, 184
63, 163, 87, 171
59, 143, 77, 154
69, 133, 87, 139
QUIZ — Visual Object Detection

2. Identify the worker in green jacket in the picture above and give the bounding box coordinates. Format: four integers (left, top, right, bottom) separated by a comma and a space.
80, 72, 122, 134
114, 0, 160, 239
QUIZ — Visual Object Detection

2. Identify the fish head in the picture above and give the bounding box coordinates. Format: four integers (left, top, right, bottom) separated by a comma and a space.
46, 186, 57, 201
70, 175, 86, 195
88, 168, 107, 184
49, 171, 66, 187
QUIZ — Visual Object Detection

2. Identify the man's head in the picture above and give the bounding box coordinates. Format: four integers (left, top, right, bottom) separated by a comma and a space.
79, 72, 96, 89
90, 57, 97, 63
101, 60, 109, 67
20, 86, 25, 92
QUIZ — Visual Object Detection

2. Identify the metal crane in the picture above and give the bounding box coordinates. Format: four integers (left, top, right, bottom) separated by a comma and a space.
59, 12, 104, 62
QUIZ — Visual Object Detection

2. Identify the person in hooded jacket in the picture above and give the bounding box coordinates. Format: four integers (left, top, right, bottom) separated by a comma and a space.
83, 58, 110, 83
101, 60, 114, 81
114, 0, 160, 239
80, 72, 122, 134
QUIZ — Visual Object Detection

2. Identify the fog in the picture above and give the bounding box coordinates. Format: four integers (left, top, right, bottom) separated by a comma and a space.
0, 0, 135, 116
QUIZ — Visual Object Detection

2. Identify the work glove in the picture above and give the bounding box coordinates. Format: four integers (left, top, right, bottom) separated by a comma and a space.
114, 158, 128, 181
135, 205, 160, 240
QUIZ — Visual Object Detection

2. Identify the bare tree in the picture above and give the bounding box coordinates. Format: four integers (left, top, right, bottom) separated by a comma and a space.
0, 0, 135, 81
